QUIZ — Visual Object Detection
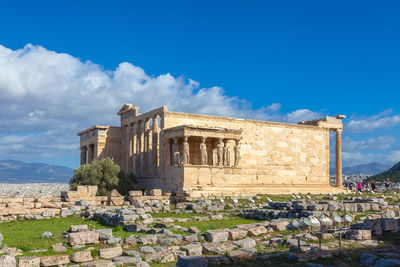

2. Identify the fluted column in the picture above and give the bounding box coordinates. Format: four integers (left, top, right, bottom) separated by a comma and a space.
335, 129, 343, 188
131, 123, 137, 176
152, 115, 160, 176
124, 125, 130, 174
139, 120, 145, 175
143, 119, 150, 175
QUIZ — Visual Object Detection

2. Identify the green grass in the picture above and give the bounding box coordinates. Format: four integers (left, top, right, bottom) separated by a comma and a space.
175, 217, 260, 233
0, 216, 132, 254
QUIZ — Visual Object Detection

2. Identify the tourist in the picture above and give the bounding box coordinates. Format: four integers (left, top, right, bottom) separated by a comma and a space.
365, 182, 370, 192
349, 182, 354, 191
371, 180, 376, 192
384, 179, 390, 193
357, 181, 363, 192
344, 180, 349, 191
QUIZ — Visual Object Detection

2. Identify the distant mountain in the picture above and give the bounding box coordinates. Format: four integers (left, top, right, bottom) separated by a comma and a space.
0, 160, 74, 183
367, 161, 400, 183
330, 162, 390, 176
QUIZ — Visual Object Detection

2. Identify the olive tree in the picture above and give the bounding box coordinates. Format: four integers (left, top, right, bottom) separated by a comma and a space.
69, 157, 120, 196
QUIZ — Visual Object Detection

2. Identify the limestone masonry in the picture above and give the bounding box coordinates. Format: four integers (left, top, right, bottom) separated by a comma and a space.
78, 104, 346, 197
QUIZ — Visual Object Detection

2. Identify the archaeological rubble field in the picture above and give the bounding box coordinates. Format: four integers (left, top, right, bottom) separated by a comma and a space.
0, 185, 399, 267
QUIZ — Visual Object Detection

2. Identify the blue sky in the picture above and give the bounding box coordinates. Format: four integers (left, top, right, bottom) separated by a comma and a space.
0, 1, 400, 169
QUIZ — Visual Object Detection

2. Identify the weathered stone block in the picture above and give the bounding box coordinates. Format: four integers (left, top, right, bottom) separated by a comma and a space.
18, 256, 40, 267
205, 230, 229, 243
70, 225, 88, 232
112, 256, 140, 265
182, 244, 203, 256
68, 231, 99, 246
232, 237, 256, 248
202, 242, 236, 255
228, 229, 248, 240
99, 246, 123, 259
137, 235, 157, 245
94, 229, 113, 240
184, 234, 198, 243
248, 225, 268, 236
51, 243, 66, 252
270, 220, 290, 231
40, 255, 69, 266
81, 260, 115, 267
0, 255, 15, 267
71, 251, 93, 263
345, 229, 371, 240
357, 203, 371, 212
149, 189, 162, 196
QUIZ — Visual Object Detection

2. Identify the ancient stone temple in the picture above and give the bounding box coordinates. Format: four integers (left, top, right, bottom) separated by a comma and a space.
78, 104, 345, 197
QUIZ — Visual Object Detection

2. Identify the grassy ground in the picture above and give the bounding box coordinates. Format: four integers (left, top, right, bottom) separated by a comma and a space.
0, 216, 131, 255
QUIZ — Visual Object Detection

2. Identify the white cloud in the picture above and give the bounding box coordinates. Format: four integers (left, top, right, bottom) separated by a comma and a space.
285, 109, 322, 123
346, 109, 400, 133
0, 43, 323, 164
342, 136, 396, 152
340, 150, 400, 168
266, 103, 281, 112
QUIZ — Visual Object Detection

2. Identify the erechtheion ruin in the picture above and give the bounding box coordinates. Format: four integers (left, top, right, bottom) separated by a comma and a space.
78, 104, 345, 198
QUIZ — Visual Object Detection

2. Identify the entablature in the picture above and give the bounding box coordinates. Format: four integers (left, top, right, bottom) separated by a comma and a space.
163, 125, 243, 140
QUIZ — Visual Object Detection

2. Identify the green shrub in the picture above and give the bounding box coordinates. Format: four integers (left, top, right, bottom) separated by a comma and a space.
69, 157, 120, 196
70, 157, 138, 196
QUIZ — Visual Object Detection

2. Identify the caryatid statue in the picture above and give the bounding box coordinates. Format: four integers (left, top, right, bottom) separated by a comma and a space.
172, 138, 180, 165
217, 138, 224, 166
182, 137, 190, 165
234, 139, 240, 167
200, 137, 207, 165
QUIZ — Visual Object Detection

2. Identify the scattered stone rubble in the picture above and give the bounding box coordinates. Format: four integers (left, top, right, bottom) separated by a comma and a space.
0, 186, 399, 266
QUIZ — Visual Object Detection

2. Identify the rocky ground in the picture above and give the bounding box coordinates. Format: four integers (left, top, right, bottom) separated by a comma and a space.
0, 192, 399, 266
0, 183, 69, 197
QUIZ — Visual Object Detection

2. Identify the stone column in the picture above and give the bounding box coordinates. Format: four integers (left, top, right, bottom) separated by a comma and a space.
152, 115, 160, 176
88, 144, 94, 163
335, 129, 343, 188
124, 125, 130, 174
234, 140, 240, 167
128, 124, 134, 174
80, 147, 87, 165
132, 123, 137, 176
200, 137, 207, 165
144, 119, 150, 175
182, 137, 190, 165
139, 120, 145, 175
217, 138, 223, 166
